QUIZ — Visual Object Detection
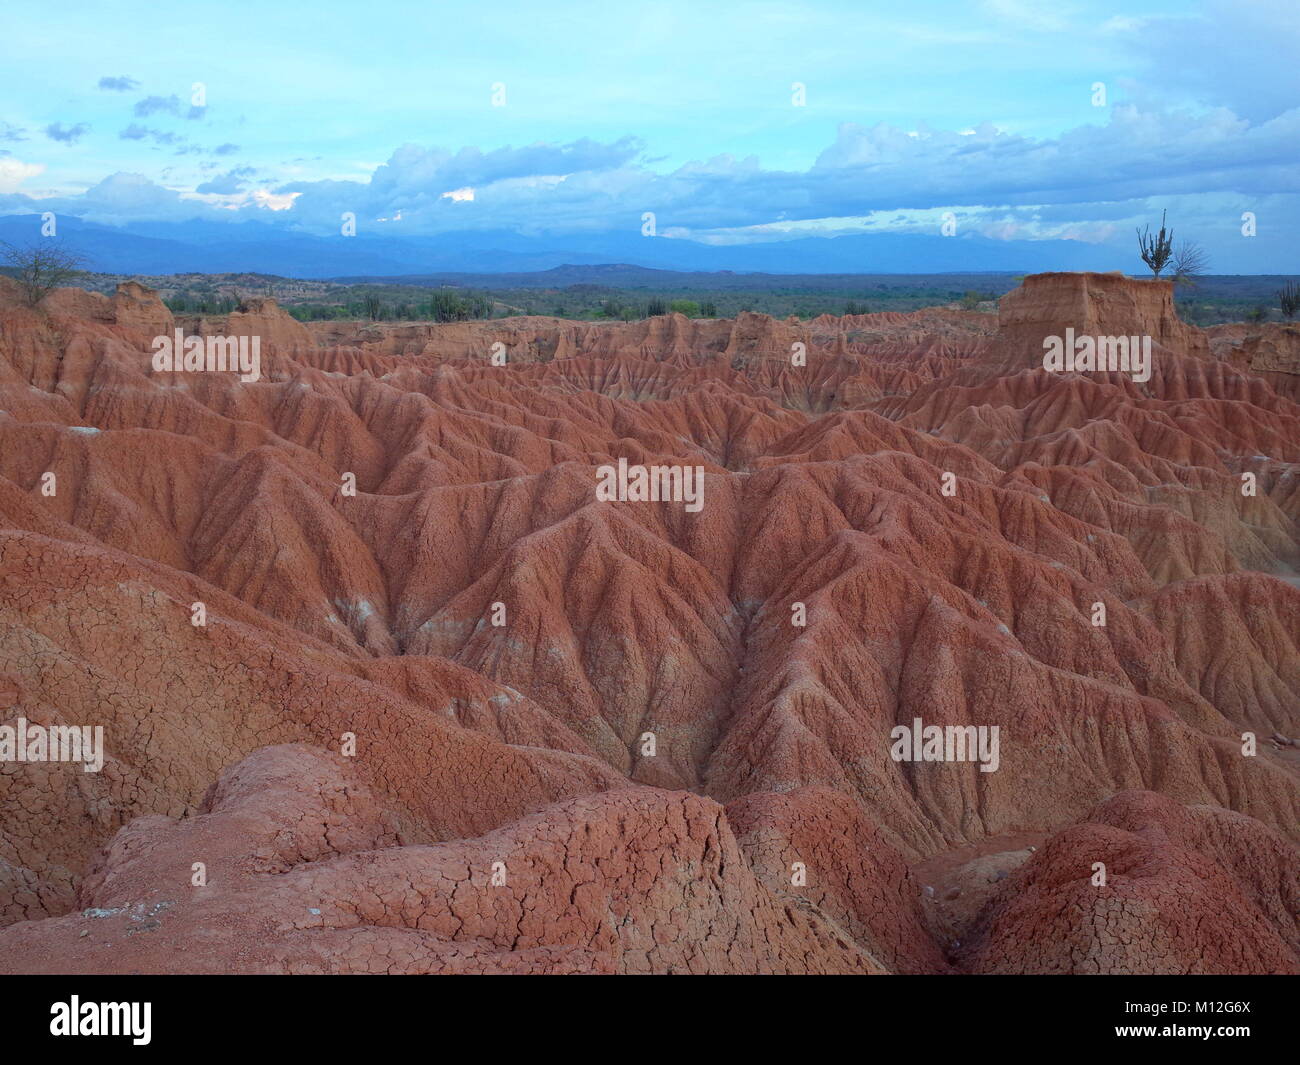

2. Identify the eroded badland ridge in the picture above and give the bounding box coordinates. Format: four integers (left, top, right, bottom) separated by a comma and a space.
0, 270, 1296, 974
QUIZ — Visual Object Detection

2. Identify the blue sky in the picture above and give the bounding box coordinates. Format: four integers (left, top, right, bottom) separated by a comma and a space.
1, 0, 1297, 271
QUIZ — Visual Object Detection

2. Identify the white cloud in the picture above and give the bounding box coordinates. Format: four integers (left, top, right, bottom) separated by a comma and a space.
0, 158, 44, 193
3, 101, 1297, 268
249, 188, 299, 211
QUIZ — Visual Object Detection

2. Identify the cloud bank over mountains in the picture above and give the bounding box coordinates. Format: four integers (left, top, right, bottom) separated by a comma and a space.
0, 0, 1295, 273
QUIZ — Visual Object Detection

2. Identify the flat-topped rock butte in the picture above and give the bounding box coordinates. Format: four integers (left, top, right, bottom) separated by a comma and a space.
0, 271, 1296, 974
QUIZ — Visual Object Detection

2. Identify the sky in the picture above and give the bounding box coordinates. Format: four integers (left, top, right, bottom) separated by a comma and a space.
0, 0, 1297, 271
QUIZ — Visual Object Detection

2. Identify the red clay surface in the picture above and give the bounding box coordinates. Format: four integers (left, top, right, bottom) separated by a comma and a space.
0, 271, 1295, 973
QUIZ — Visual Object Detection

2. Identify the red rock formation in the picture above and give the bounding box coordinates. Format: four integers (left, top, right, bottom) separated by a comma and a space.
0, 746, 881, 974
1208, 322, 1300, 401
995, 270, 1210, 367
0, 273, 1295, 973
957, 791, 1299, 974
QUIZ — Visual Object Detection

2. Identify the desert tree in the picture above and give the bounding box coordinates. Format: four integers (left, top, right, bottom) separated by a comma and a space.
0, 241, 89, 307
1278, 281, 1300, 320
1172, 240, 1209, 288
1136, 210, 1174, 278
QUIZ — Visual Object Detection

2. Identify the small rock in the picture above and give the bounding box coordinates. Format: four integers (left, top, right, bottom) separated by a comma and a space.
923, 885, 935, 898
944, 887, 961, 900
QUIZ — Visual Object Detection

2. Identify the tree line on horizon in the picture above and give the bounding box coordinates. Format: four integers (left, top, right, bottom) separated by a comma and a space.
2, 238, 1298, 325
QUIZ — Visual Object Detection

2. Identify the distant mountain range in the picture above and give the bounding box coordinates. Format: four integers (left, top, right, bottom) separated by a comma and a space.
0, 213, 1134, 278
